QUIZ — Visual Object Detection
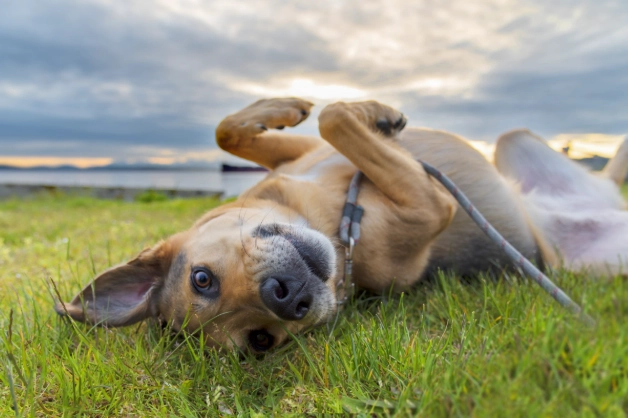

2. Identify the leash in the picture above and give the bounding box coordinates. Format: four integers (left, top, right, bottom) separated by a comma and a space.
338, 161, 596, 327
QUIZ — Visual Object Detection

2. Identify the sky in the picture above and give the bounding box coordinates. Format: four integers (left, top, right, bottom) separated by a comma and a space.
1, 0, 627, 167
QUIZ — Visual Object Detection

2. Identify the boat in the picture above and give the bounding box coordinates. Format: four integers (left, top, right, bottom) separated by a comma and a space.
221, 163, 268, 172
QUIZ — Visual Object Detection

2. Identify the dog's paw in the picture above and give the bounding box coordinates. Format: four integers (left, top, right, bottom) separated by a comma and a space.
237, 97, 314, 135
374, 111, 407, 137
320, 100, 407, 138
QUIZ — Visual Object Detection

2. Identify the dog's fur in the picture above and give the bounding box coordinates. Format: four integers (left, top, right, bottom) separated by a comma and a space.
56, 98, 628, 352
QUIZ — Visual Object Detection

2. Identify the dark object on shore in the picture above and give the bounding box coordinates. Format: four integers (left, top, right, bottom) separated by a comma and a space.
574, 155, 628, 182
221, 164, 268, 172
575, 155, 609, 171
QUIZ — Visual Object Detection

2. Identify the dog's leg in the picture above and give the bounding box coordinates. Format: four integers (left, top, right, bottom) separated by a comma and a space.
602, 136, 628, 186
495, 129, 593, 195
216, 98, 325, 169
495, 129, 628, 276
318, 100, 456, 228
495, 129, 625, 209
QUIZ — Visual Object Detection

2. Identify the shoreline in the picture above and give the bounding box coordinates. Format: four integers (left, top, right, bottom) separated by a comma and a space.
0, 184, 223, 200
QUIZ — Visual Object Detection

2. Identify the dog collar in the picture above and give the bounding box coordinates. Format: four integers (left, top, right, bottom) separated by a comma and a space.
337, 171, 364, 305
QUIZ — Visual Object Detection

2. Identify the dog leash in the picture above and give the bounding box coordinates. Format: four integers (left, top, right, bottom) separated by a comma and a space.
338, 161, 596, 327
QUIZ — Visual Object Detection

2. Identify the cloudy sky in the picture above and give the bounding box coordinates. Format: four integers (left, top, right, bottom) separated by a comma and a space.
1, 0, 627, 167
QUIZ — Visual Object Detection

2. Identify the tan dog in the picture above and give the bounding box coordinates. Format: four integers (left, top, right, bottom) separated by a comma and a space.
56, 98, 628, 352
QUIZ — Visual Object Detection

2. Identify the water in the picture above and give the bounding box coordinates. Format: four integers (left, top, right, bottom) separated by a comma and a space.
0, 169, 268, 197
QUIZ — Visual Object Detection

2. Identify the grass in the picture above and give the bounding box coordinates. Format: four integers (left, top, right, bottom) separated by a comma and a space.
1, 190, 627, 416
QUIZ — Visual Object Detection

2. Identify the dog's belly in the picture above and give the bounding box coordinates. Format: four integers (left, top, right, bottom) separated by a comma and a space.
521, 191, 628, 277
281, 151, 352, 183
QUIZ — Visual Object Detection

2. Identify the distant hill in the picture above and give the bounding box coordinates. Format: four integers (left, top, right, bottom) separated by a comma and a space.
0, 162, 221, 171
0, 164, 83, 170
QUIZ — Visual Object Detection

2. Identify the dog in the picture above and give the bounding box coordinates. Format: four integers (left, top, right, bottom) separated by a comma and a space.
55, 98, 628, 352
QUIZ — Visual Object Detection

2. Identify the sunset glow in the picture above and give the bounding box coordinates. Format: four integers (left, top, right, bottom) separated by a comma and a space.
233, 78, 366, 101
0, 157, 113, 168
1, 0, 626, 164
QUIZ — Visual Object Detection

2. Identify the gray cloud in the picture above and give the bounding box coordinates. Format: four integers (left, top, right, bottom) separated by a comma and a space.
0, 0, 626, 160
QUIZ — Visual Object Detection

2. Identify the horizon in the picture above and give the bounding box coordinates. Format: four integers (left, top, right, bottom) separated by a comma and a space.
1, 134, 626, 169
1, 1, 627, 166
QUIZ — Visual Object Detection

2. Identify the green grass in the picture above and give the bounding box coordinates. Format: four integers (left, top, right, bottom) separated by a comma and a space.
1, 194, 627, 416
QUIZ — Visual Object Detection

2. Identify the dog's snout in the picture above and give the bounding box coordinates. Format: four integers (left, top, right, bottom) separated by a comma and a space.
253, 223, 285, 239
260, 276, 312, 321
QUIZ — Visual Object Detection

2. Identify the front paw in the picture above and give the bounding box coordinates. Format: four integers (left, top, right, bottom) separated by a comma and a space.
319, 100, 407, 138
217, 97, 314, 147
239, 97, 314, 133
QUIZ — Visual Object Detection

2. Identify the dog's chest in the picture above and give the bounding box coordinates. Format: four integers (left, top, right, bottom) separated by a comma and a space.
278, 150, 353, 183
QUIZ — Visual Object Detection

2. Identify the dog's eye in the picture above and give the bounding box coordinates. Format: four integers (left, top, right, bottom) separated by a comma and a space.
248, 329, 274, 352
193, 270, 212, 288
190, 267, 219, 297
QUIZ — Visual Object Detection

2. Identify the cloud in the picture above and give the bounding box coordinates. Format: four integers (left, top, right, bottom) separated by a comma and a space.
0, 0, 626, 162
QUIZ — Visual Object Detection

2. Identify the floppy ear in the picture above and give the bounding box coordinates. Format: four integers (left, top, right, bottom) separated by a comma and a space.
55, 241, 176, 327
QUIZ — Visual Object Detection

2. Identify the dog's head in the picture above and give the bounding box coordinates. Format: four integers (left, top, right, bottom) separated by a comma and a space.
55, 200, 339, 352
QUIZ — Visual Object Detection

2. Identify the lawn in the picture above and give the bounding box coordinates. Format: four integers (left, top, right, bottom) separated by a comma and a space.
1, 191, 627, 416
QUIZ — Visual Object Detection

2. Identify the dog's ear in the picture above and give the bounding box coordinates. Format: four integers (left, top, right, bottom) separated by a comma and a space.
55, 237, 181, 327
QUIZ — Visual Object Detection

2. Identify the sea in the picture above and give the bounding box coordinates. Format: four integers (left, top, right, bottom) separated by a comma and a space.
0, 169, 268, 198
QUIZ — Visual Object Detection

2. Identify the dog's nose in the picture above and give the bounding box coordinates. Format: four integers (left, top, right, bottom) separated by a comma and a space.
260, 276, 312, 321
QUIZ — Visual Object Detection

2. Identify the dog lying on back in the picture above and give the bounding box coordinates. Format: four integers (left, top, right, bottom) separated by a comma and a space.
56, 98, 628, 352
